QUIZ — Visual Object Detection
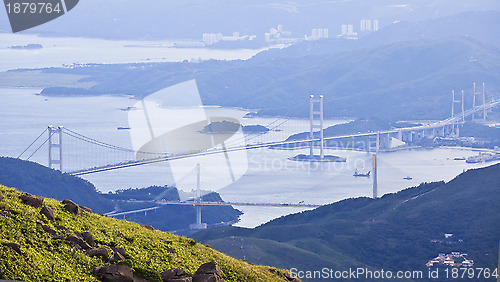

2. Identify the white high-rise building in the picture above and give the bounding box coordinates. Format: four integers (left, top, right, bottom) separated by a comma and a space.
312, 28, 318, 38
323, 28, 329, 38
202, 33, 223, 45
317, 28, 323, 38
347, 24, 354, 35
341, 24, 347, 35
373, 19, 379, 31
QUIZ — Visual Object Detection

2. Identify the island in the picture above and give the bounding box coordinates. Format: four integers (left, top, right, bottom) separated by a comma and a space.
200, 120, 270, 134
288, 154, 347, 162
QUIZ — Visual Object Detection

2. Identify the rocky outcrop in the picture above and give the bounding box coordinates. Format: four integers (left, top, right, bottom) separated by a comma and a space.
79, 205, 92, 213
66, 235, 92, 250
40, 206, 55, 221
141, 224, 155, 230
161, 269, 193, 282
269, 269, 302, 282
193, 261, 222, 282
19, 194, 44, 208
56, 225, 70, 232
36, 220, 56, 235
2, 242, 22, 255
160, 262, 223, 282
82, 231, 95, 247
86, 247, 109, 261
62, 199, 80, 215
93, 264, 135, 282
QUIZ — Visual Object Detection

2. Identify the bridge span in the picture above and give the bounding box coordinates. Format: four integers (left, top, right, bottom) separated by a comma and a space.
67, 98, 500, 176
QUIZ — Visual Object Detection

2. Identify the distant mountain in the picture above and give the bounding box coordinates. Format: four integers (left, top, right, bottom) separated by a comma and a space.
41, 36, 500, 120
0, 157, 112, 213
2, 0, 498, 39
191, 164, 500, 281
256, 10, 500, 59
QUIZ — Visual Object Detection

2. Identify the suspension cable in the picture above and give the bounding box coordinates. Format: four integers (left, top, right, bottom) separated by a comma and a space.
26, 131, 54, 160
18, 128, 48, 158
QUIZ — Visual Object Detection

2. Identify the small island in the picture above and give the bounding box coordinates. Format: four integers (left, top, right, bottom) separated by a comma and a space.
200, 120, 270, 134
9, 44, 43, 50
289, 154, 347, 162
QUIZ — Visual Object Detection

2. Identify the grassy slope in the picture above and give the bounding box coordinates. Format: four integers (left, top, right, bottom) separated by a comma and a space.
0, 185, 287, 282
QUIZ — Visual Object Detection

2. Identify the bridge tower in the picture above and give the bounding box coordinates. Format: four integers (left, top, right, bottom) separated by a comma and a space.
473, 82, 487, 121
190, 164, 207, 230
48, 125, 63, 171
372, 154, 377, 199
482, 83, 487, 121
309, 95, 324, 159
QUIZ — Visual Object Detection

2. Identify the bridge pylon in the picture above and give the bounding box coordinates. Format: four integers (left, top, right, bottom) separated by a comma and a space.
48, 125, 63, 171
309, 95, 324, 159
190, 163, 207, 230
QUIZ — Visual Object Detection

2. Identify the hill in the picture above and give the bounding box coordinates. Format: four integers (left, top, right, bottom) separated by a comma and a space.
39, 35, 500, 121
0, 157, 112, 213
0, 184, 293, 281
2, 0, 497, 40
191, 164, 500, 281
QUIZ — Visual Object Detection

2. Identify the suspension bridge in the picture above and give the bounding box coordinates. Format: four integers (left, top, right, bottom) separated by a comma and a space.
15, 86, 500, 228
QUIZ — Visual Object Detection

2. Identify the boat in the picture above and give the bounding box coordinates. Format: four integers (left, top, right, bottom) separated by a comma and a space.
453, 157, 465, 161
353, 169, 370, 177
403, 176, 412, 180
466, 153, 500, 164
117, 127, 131, 130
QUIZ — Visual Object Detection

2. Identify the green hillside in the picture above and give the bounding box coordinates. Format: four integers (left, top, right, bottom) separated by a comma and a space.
192, 164, 500, 281
0, 157, 113, 213
0, 184, 293, 281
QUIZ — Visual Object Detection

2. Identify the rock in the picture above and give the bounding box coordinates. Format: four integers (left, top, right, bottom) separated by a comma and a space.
63, 200, 80, 215
193, 262, 222, 282
142, 224, 155, 230
284, 272, 302, 282
269, 269, 302, 282
2, 242, 22, 255
41, 224, 57, 235
66, 235, 91, 250
113, 251, 126, 261
19, 194, 44, 208
40, 206, 56, 221
195, 262, 222, 277
166, 247, 176, 254
112, 247, 126, 256
161, 269, 193, 282
93, 264, 134, 282
161, 240, 173, 245
79, 205, 92, 213
87, 247, 109, 261
82, 232, 95, 247
56, 225, 70, 232
36, 220, 56, 235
